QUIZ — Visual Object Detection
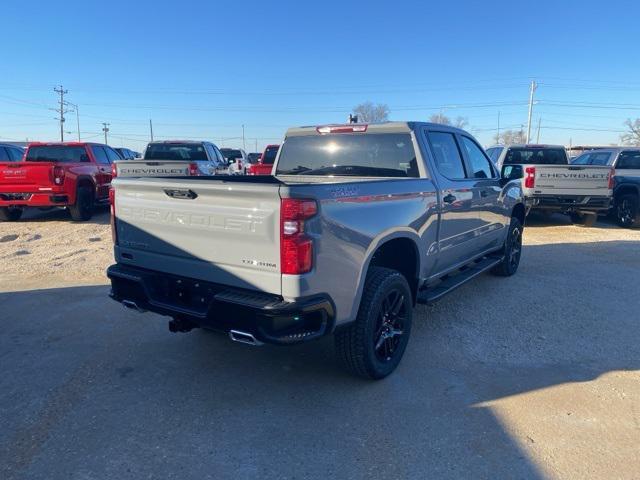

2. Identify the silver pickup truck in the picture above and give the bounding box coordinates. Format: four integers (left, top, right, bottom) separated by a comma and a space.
107, 122, 526, 379
486, 144, 613, 225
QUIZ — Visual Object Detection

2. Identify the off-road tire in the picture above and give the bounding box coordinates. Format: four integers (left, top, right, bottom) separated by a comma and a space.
491, 216, 523, 277
69, 186, 94, 221
335, 267, 413, 380
616, 194, 640, 229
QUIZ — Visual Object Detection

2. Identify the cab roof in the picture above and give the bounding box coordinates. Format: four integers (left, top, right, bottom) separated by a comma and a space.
285, 121, 470, 137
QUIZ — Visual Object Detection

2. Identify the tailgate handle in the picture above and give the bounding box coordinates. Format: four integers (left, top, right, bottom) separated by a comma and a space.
164, 189, 198, 200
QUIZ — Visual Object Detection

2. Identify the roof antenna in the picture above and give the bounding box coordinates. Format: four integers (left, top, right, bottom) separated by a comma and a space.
348, 114, 359, 124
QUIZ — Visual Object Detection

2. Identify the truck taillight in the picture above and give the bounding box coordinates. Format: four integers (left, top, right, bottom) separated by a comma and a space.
52, 165, 65, 185
524, 166, 536, 188
280, 198, 317, 275
188, 163, 199, 176
109, 188, 117, 244
608, 168, 615, 189
111, 162, 118, 178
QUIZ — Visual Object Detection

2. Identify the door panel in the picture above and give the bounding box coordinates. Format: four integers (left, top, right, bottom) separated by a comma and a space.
423, 130, 482, 274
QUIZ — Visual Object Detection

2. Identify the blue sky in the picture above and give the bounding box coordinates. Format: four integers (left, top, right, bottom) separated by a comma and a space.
1, 0, 640, 150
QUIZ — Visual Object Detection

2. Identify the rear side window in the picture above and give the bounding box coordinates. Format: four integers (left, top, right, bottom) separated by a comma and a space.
617, 151, 640, 170
145, 143, 208, 161
26, 146, 89, 163
276, 133, 418, 177
262, 146, 279, 165
503, 147, 568, 165
105, 147, 121, 163
461, 137, 495, 179
0, 147, 10, 161
426, 131, 466, 179
91, 146, 110, 164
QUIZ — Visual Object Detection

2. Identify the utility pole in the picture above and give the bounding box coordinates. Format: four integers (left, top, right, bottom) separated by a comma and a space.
536, 117, 542, 143
149, 119, 154, 141
102, 123, 110, 144
255, 138, 258, 152
53, 85, 69, 142
65, 101, 81, 141
242, 124, 246, 151
526, 80, 537, 144
497, 111, 501, 143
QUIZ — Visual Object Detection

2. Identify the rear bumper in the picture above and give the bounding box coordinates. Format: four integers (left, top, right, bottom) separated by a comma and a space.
0, 190, 71, 207
526, 194, 611, 213
107, 263, 335, 345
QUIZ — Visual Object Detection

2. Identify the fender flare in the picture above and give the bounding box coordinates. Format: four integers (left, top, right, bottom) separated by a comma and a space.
344, 229, 423, 324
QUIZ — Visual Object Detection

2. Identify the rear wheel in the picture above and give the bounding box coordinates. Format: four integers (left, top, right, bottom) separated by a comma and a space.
0, 206, 23, 222
69, 186, 94, 221
335, 267, 413, 380
491, 216, 523, 277
616, 194, 639, 228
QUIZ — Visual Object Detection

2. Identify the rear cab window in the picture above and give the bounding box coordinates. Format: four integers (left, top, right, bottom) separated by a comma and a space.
262, 146, 279, 165
571, 151, 612, 166
144, 143, 208, 161
276, 133, 419, 177
503, 147, 568, 165
26, 145, 89, 163
617, 151, 640, 169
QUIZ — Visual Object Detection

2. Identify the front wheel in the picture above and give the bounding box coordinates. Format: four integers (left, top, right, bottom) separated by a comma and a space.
0, 206, 23, 222
335, 267, 413, 380
616, 194, 639, 228
491, 216, 523, 277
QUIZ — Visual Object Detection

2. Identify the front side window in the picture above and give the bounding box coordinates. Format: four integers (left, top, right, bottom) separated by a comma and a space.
91, 146, 110, 164
617, 151, 640, 170
461, 137, 495, 179
426, 131, 466, 179
276, 133, 418, 177
486, 147, 503, 163
105, 147, 121, 163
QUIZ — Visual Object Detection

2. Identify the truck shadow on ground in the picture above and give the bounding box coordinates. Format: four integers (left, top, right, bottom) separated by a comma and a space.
0, 240, 638, 479
524, 210, 621, 229
13, 206, 110, 225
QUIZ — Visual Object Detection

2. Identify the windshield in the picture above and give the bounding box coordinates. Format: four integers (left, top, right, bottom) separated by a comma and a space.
571, 151, 612, 165
503, 147, 567, 165
144, 143, 207, 161
26, 146, 88, 163
276, 133, 418, 177
262, 146, 279, 165
220, 149, 243, 160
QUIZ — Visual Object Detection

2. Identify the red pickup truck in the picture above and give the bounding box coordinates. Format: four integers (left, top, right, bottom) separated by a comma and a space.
248, 144, 279, 175
0, 142, 119, 221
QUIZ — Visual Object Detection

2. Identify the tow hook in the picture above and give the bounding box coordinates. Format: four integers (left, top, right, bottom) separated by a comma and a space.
168, 317, 198, 333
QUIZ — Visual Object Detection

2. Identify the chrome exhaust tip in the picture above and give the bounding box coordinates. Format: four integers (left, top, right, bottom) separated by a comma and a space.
122, 300, 146, 313
229, 330, 263, 346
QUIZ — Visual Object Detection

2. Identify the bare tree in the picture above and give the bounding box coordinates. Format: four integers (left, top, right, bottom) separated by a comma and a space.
428, 113, 468, 129
620, 118, 640, 146
352, 102, 390, 123
493, 129, 526, 145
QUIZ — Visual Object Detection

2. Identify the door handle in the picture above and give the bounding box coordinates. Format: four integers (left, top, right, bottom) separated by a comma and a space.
443, 193, 456, 204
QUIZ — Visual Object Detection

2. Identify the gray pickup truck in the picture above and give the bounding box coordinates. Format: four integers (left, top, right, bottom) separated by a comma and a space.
107, 122, 526, 379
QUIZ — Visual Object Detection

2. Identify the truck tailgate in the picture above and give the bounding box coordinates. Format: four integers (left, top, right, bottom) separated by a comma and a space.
531, 165, 611, 196
0, 162, 54, 190
113, 177, 282, 295
115, 160, 192, 177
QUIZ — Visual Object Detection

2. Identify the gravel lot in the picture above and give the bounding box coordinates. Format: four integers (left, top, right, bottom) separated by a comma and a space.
1, 210, 639, 479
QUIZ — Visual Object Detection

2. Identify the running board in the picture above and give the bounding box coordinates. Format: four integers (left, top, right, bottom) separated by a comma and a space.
417, 256, 503, 305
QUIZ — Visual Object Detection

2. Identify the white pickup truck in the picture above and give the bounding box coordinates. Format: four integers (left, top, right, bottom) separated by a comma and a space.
486, 144, 613, 225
